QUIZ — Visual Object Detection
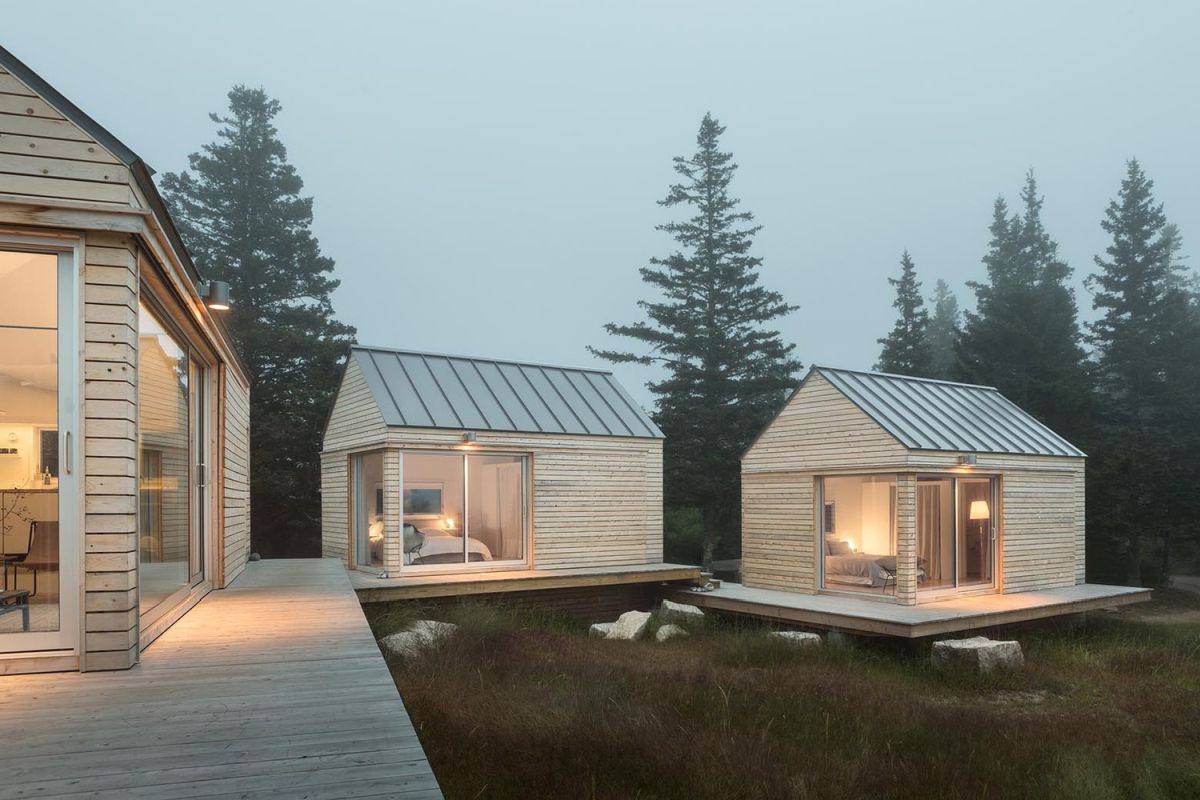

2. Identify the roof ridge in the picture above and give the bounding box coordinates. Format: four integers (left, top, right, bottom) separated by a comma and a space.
813, 364, 998, 392
351, 344, 617, 376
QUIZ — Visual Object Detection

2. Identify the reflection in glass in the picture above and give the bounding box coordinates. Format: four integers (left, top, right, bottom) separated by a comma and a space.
138, 301, 191, 613
0, 251, 60, 633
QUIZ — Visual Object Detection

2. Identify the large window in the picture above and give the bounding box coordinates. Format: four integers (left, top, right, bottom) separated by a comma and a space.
0, 250, 62, 637
138, 300, 205, 616
819, 475, 898, 594
401, 451, 527, 568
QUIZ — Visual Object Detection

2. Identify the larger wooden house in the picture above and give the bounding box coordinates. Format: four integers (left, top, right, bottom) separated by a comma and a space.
0, 46, 250, 673
321, 346, 698, 602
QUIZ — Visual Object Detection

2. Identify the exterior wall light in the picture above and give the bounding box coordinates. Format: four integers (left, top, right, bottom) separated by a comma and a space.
462, 431, 477, 444
956, 454, 977, 466
200, 280, 232, 311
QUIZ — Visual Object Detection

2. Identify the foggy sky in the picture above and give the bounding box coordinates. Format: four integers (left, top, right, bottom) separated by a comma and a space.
7, 1, 1198, 409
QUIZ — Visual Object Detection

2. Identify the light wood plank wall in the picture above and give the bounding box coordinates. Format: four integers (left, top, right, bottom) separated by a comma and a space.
2, 66, 252, 667
0, 69, 138, 209
222, 370, 251, 585
82, 233, 140, 670
321, 364, 665, 571
742, 373, 1087, 600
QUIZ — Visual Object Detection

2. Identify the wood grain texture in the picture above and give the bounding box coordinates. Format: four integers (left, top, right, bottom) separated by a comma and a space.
0, 559, 443, 799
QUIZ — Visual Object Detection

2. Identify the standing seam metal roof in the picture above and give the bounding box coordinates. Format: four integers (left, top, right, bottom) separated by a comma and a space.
351, 346, 663, 438
814, 366, 1085, 457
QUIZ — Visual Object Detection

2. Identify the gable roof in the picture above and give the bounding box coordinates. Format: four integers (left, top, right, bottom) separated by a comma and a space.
811, 366, 1084, 457
350, 346, 663, 439
0, 45, 202, 280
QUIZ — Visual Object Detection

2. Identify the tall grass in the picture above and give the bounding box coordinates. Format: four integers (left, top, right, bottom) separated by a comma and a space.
378, 602, 1200, 799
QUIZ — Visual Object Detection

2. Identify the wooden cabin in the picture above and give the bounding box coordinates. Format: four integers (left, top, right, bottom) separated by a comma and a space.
321, 346, 698, 603
741, 366, 1091, 605
0, 46, 250, 673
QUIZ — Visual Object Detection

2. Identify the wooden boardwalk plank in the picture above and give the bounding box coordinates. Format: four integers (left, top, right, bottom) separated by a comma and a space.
0, 559, 443, 799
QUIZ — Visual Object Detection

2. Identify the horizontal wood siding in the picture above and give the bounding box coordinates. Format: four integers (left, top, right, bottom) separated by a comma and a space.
743, 373, 909, 474
222, 369, 251, 584
322, 359, 387, 453
0, 69, 137, 208
740, 374, 1087, 600
741, 472, 816, 593
83, 232, 140, 670
370, 429, 664, 571
321, 451, 349, 563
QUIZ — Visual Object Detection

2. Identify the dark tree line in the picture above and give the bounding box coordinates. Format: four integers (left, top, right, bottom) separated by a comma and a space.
162, 87, 355, 558
876, 162, 1200, 584
591, 114, 801, 569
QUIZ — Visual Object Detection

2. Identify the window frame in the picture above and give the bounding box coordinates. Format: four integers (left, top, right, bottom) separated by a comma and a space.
399, 448, 532, 574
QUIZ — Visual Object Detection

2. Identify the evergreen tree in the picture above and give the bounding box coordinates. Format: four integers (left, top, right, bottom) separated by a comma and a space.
928, 279, 960, 379
957, 172, 1091, 441
876, 250, 933, 376
1086, 159, 1200, 584
590, 113, 801, 568
161, 86, 355, 558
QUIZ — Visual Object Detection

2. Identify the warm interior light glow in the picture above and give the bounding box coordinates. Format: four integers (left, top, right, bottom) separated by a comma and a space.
443, 516, 457, 531
845, 539, 857, 552
969, 500, 990, 520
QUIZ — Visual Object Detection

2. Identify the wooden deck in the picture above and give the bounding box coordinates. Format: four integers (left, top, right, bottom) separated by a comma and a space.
349, 561, 701, 603
0, 559, 442, 799
669, 581, 1152, 638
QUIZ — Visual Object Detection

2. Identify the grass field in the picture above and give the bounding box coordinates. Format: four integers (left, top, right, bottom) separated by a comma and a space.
367, 592, 1200, 800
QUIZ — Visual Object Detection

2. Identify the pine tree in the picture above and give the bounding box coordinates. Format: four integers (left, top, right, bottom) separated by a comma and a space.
590, 113, 801, 568
957, 172, 1091, 441
1086, 159, 1200, 584
927, 279, 960, 379
161, 86, 355, 557
876, 251, 933, 376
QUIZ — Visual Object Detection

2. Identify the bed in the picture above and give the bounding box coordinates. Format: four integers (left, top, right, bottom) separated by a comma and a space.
403, 524, 493, 566
823, 537, 924, 588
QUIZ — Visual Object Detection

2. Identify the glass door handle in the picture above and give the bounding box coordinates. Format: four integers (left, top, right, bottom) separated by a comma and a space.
65, 431, 72, 474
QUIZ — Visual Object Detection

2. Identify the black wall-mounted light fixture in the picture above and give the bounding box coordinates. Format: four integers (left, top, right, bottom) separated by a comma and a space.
957, 453, 978, 466
462, 431, 477, 444
199, 280, 232, 311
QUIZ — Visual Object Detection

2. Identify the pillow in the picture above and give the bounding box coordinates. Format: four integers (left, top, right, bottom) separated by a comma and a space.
827, 539, 854, 556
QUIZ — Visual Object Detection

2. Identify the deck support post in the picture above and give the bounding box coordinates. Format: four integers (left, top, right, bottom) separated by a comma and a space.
895, 473, 918, 605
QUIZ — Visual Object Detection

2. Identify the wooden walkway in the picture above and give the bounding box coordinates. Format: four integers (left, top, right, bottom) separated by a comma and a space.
0, 559, 442, 799
670, 581, 1151, 637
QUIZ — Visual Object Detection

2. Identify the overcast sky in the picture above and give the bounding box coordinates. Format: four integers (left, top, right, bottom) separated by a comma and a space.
7, 2, 1198, 407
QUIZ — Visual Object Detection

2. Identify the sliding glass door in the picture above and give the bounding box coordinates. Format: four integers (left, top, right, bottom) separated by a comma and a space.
400, 450, 528, 569
138, 300, 207, 621
916, 475, 996, 593
0, 245, 79, 653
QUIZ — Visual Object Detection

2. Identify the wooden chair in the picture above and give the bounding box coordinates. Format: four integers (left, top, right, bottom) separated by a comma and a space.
13, 521, 59, 597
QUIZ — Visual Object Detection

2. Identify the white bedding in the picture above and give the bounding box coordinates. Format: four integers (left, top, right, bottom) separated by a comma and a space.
825, 554, 925, 587
404, 528, 493, 565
